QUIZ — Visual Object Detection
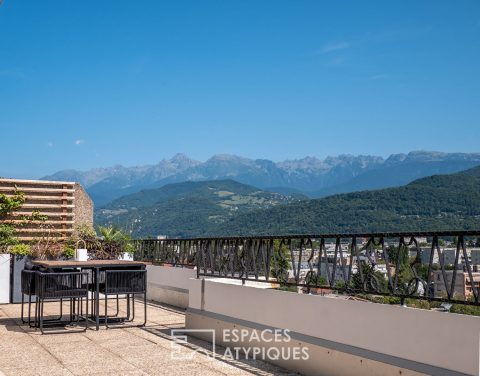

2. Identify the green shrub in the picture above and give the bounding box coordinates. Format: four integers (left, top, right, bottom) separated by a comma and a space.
124, 242, 135, 254
382, 296, 402, 305
63, 246, 75, 259
277, 285, 297, 293
428, 300, 442, 309
405, 299, 431, 309
9, 243, 31, 256
450, 304, 480, 316
0, 224, 18, 253
318, 275, 327, 286
334, 280, 346, 290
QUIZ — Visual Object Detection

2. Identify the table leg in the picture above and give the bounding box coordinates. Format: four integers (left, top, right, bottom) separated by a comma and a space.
95, 267, 100, 330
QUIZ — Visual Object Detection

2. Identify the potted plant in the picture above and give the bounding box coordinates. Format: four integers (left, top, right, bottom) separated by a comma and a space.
63, 244, 76, 260
9, 243, 33, 303
1, 189, 27, 303
89, 226, 135, 260
120, 242, 135, 261
0, 225, 16, 303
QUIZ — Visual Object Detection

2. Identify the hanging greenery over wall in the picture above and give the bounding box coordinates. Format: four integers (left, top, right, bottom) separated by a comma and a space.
0, 189, 25, 253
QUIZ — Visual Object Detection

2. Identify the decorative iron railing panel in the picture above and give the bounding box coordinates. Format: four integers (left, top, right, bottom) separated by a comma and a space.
134, 231, 480, 305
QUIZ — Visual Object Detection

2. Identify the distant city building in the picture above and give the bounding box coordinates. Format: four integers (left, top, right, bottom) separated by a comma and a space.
433, 270, 480, 299
420, 247, 466, 266
416, 237, 428, 244
0, 178, 93, 241
442, 249, 457, 265
470, 250, 480, 265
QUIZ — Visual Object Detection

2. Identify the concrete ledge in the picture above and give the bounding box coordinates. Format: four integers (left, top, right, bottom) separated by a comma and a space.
187, 308, 468, 376
147, 282, 189, 308
187, 278, 480, 375
146, 265, 196, 309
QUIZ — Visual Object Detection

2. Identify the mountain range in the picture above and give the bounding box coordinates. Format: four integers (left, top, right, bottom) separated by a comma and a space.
213, 166, 480, 236
95, 179, 302, 238
95, 166, 480, 238
42, 151, 480, 207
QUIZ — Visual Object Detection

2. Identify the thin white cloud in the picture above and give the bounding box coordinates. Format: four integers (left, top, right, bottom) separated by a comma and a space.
75, 139, 85, 145
320, 41, 349, 54
327, 57, 346, 66
47, 142, 54, 147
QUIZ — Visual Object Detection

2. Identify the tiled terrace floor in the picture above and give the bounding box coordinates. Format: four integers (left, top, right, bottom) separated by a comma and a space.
0, 300, 296, 376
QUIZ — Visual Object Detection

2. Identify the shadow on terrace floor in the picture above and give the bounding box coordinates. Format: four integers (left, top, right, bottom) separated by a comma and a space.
0, 299, 298, 376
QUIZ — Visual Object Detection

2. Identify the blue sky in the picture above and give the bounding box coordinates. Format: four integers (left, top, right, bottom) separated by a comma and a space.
0, 1, 479, 178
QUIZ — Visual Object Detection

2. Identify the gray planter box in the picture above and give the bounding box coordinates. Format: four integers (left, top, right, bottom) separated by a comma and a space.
11, 255, 30, 303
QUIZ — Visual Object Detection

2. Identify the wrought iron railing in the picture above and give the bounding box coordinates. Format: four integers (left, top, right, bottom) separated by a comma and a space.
134, 231, 480, 305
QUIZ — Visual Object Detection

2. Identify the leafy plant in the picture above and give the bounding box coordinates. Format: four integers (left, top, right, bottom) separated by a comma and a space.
9, 243, 32, 256
318, 275, 327, 286
31, 235, 64, 260
386, 245, 409, 266
63, 245, 75, 259
0, 189, 25, 254
89, 226, 134, 260
0, 189, 25, 218
450, 304, 480, 316
123, 242, 135, 254
351, 263, 388, 293
0, 224, 18, 253
24, 210, 66, 259
270, 240, 291, 284
73, 223, 99, 247
98, 226, 130, 243
276, 285, 297, 293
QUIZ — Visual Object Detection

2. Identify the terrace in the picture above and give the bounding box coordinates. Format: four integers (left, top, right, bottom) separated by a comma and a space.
2, 231, 480, 375
0, 300, 293, 376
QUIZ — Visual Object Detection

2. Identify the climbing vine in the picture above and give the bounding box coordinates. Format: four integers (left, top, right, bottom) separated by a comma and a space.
0, 188, 25, 218
0, 188, 25, 253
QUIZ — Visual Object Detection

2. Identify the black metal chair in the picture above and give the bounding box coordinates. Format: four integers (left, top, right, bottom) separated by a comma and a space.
21, 269, 66, 328
103, 269, 147, 328
83, 269, 123, 324
20, 270, 36, 326
35, 271, 89, 334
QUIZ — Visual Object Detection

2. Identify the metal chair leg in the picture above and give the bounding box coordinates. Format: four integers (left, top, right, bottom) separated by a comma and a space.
104, 293, 109, 329
131, 295, 136, 322
27, 295, 32, 326
85, 295, 88, 331
115, 294, 119, 317
126, 294, 131, 320
21, 292, 35, 327
142, 293, 147, 326
39, 299, 45, 335
34, 297, 39, 330
21, 293, 25, 323
125, 294, 135, 322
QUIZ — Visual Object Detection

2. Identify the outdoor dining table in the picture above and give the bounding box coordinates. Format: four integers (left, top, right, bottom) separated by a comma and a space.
31, 259, 147, 330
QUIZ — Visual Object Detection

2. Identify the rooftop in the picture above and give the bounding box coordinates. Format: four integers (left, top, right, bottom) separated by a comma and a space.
0, 301, 294, 376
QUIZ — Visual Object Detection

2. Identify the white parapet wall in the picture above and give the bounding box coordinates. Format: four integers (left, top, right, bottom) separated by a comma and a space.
146, 265, 196, 308
0, 254, 10, 304
187, 278, 480, 376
